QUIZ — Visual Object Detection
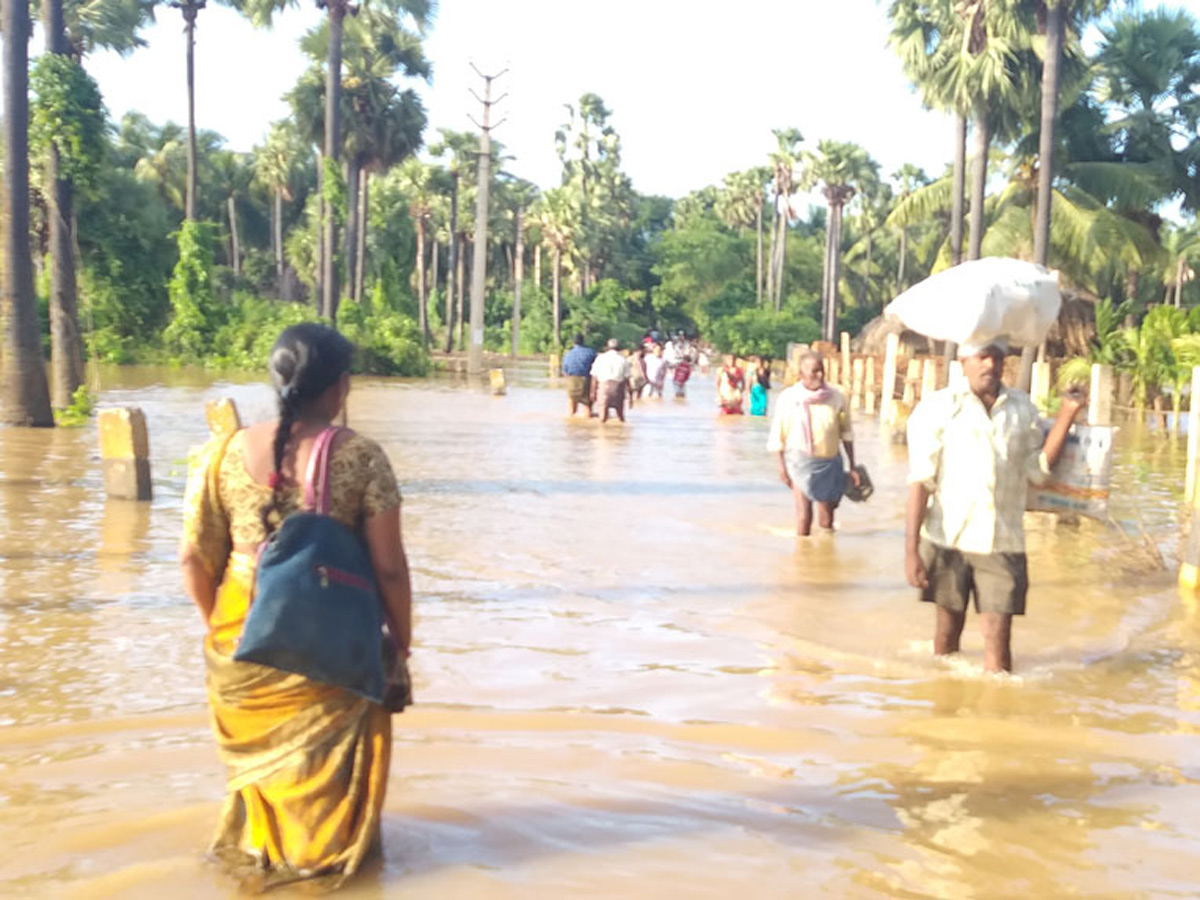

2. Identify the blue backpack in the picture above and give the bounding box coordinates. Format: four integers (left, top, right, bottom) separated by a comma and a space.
234, 426, 388, 703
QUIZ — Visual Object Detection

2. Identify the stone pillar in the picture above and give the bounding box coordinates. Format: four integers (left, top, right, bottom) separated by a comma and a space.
99, 408, 152, 501
489, 368, 507, 396
851, 358, 864, 411
205, 398, 241, 438
840, 331, 851, 385
548, 353, 561, 378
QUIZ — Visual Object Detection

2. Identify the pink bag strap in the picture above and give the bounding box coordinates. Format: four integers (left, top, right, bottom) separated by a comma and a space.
302, 426, 342, 515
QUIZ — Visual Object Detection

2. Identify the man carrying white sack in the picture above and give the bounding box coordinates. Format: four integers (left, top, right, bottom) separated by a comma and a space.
904, 338, 1082, 673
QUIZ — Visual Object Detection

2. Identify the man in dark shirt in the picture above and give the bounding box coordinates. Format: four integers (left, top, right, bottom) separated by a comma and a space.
561, 333, 597, 416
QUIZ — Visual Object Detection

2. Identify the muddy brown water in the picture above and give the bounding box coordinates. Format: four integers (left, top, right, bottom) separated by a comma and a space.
0, 365, 1196, 899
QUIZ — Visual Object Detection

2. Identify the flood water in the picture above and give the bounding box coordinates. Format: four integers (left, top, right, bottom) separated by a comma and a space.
0, 364, 1197, 899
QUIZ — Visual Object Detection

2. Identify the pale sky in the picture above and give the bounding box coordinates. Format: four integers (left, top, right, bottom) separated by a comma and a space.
69, 0, 1200, 198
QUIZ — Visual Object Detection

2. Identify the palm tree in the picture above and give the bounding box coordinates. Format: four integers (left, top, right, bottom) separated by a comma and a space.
247, 0, 432, 322
2, 0, 54, 424
504, 178, 539, 357
211, 151, 253, 276
892, 163, 928, 291
537, 188, 577, 350
716, 168, 769, 305
253, 121, 306, 288
766, 128, 803, 310
806, 140, 879, 342
398, 159, 436, 342
888, 0, 967, 265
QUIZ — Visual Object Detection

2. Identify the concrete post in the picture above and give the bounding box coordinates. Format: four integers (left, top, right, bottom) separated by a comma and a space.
851, 358, 864, 411
921, 358, 938, 402
882, 333, 900, 425
864, 356, 877, 416
827, 357, 840, 389
99, 407, 151, 501
204, 398, 241, 438
840, 331, 851, 385
1089, 364, 1114, 428
489, 368, 507, 396
902, 358, 921, 408
549, 353, 561, 379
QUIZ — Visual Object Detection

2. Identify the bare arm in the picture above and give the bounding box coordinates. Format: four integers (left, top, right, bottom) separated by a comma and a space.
777, 450, 793, 489
180, 543, 218, 625
1041, 397, 1084, 470
905, 483, 931, 588
364, 505, 413, 652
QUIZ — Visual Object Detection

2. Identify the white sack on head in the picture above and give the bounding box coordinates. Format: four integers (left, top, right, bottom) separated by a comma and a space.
884, 257, 1062, 350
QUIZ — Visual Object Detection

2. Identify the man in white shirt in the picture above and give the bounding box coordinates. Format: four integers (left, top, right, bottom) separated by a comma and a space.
767, 352, 861, 535
905, 339, 1082, 672
590, 338, 632, 423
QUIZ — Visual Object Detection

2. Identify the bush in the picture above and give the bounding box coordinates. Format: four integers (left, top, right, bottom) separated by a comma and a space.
339, 301, 430, 377
710, 306, 820, 359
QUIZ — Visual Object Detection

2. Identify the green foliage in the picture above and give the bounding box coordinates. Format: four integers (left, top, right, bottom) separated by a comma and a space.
338, 300, 430, 376
322, 155, 347, 227
52, 386, 96, 427
708, 306, 820, 359
210, 295, 319, 369
163, 221, 221, 357
30, 55, 106, 191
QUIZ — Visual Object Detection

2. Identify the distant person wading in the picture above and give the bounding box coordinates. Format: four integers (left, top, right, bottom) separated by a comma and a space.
767, 351, 861, 536
561, 333, 598, 417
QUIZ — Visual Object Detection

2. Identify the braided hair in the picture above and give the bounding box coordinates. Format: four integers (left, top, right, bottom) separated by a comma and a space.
261, 323, 354, 535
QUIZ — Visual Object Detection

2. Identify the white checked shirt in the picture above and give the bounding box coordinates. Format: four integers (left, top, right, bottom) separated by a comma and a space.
907, 386, 1050, 554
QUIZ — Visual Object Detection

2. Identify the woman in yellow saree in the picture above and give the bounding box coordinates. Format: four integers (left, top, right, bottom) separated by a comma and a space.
180, 324, 412, 890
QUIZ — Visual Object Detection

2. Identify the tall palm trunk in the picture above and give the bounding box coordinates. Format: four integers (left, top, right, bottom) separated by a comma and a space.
315, 149, 324, 311
861, 230, 873, 313
273, 187, 284, 286
950, 112, 967, 266
822, 205, 835, 335
182, 2, 198, 222
1176, 257, 1186, 308
415, 213, 427, 341
43, 0, 83, 408
776, 212, 787, 310
1021, 0, 1065, 390
344, 158, 359, 305
512, 205, 523, 358
354, 173, 368, 304
533, 242, 541, 290
897, 226, 907, 291
429, 236, 439, 312
968, 101, 990, 262
755, 195, 764, 306
321, 2, 346, 322
552, 246, 562, 349
456, 234, 466, 350
766, 195, 778, 306
1, 0, 53, 425
825, 203, 846, 343
227, 195, 240, 276
444, 174, 458, 353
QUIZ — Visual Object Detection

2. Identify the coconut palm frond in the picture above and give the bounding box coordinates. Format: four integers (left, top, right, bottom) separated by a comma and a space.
885, 175, 952, 229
